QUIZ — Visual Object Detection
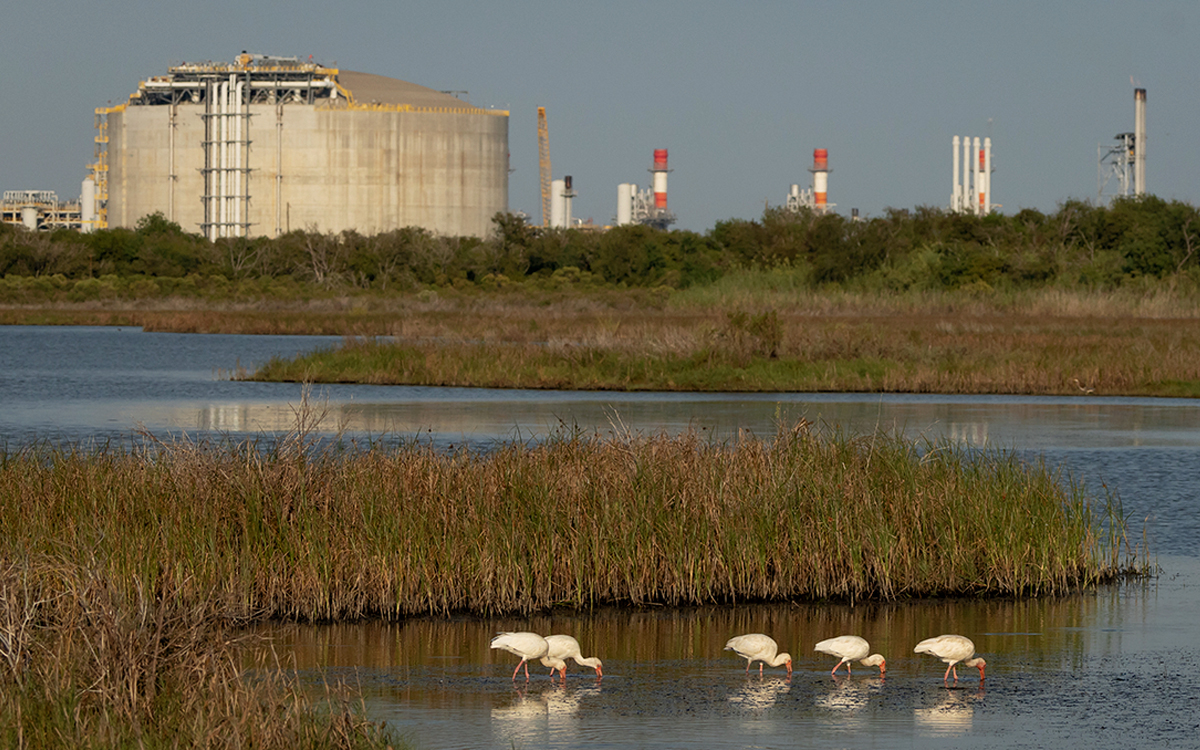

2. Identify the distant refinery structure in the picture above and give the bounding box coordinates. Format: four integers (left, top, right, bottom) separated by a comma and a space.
615, 149, 676, 229
10, 72, 1172, 240
1, 189, 92, 232
950, 136, 994, 215
785, 148, 833, 214
1098, 88, 1147, 201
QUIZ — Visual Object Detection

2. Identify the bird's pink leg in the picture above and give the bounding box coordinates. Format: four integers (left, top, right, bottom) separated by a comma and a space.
759, 662, 764, 676
512, 659, 524, 680
943, 664, 953, 682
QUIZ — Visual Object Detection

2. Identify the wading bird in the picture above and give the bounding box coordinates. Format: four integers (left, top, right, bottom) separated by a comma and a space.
914, 634, 987, 683
491, 632, 549, 680
724, 633, 793, 676
814, 635, 887, 677
541, 634, 603, 679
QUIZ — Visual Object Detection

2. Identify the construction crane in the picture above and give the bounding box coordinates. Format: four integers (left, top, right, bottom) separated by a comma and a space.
537, 106, 551, 227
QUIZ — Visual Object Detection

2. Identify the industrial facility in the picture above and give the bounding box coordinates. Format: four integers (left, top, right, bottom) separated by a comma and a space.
785, 149, 833, 214
1, 191, 87, 231
1098, 88, 1147, 201
90, 53, 509, 239
950, 136, 994, 215
615, 149, 677, 229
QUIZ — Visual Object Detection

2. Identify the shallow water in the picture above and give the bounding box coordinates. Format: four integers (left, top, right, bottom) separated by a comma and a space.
260, 556, 1200, 748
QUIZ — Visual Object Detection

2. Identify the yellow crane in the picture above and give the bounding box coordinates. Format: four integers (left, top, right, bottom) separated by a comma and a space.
537, 106, 551, 227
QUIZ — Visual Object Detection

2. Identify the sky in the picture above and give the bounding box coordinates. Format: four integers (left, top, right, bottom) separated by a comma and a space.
1, 1, 1196, 232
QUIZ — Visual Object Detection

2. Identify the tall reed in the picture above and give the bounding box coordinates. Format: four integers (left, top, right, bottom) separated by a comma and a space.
0, 555, 396, 748
0, 428, 1141, 625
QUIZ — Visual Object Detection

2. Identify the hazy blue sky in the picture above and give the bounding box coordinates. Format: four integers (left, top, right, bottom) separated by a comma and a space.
1, 1, 1195, 231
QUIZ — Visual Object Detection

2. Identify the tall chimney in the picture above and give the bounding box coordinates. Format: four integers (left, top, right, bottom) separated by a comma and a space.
1134, 88, 1146, 195
811, 149, 829, 212
652, 149, 669, 209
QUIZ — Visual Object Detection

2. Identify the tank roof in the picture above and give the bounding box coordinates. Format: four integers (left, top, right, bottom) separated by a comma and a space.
337, 70, 473, 108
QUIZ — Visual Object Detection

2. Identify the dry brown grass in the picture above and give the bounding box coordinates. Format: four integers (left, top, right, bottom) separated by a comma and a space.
0, 429, 1139, 625
0, 556, 395, 749
7, 286, 1200, 395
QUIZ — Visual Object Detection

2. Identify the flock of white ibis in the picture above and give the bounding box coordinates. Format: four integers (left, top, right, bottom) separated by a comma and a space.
491, 631, 986, 683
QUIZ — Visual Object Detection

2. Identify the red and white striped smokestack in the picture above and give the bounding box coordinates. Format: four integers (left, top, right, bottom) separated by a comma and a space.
812, 149, 829, 210
652, 148, 669, 209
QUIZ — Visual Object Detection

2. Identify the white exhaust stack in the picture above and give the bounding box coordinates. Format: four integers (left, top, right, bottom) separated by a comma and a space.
952, 135, 962, 211
1134, 88, 1146, 195
983, 137, 992, 214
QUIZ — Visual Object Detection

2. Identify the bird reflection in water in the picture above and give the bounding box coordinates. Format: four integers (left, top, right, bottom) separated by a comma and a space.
814, 676, 885, 717
490, 681, 598, 746
913, 684, 985, 736
726, 675, 792, 711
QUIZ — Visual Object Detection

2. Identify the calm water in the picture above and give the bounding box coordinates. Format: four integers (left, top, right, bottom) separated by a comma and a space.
5, 325, 1200, 748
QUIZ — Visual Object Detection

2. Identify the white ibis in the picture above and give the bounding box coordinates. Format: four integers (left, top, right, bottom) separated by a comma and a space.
540, 634, 603, 679
490, 632, 549, 680
724, 633, 793, 676
814, 635, 886, 676
914, 634, 987, 682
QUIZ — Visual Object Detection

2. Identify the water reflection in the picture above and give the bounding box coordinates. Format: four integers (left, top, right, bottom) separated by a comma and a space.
726, 676, 791, 711
913, 685, 984, 736
491, 683, 593, 748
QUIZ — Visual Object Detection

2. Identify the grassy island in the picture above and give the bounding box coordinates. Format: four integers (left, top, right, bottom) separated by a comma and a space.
239, 284, 1200, 396
0, 425, 1142, 743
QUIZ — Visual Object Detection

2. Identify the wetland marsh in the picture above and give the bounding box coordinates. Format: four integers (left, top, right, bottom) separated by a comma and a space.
1, 324, 1195, 749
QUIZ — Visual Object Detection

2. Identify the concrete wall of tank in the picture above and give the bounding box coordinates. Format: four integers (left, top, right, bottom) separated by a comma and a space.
106, 104, 508, 238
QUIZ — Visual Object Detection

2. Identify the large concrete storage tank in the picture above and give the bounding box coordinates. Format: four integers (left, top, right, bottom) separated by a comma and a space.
95, 54, 508, 239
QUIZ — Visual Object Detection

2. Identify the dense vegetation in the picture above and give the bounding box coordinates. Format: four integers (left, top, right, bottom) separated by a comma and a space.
2, 196, 1199, 301
0, 429, 1138, 620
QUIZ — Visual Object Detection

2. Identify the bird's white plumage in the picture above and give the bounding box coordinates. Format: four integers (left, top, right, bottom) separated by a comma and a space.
724, 633, 793, 676
814, 634, 886, 676
540, 634, 603, 678
491, 631, 550, 680
914, 634, 986, 681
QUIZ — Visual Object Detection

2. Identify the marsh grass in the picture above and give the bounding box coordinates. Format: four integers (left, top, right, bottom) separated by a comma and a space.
0, 556, 395, 749
246, 310, 1200, 396
0, 427, 1141, 626
8, 285, 1200, 397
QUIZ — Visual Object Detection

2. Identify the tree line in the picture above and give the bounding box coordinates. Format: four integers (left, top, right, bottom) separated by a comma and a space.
2, 195, 1198, 294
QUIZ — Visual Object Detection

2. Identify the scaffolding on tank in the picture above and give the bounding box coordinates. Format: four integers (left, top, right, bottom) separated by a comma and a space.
97, 54, 343, 240
199, 75, 252, 241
